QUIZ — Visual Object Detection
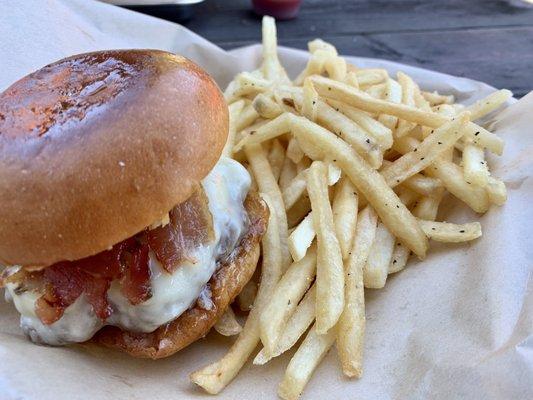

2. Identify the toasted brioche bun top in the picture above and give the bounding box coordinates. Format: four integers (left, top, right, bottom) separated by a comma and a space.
0, 50, 228, 267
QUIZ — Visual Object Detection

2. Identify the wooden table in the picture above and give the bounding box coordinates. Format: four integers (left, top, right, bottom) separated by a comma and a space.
165, 0, 533, 97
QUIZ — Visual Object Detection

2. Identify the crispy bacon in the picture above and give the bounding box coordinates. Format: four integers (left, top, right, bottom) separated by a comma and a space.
35, 245, 118, 324
31, 237, 151, 325
120, 243, 151, 305
35, 288, 64, 325
16, 186, 216, 326
147, 187, 214, 272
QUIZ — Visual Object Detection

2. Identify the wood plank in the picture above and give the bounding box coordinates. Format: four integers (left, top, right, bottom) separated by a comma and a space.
186, 0, 533, 42
217, 26, 533, 97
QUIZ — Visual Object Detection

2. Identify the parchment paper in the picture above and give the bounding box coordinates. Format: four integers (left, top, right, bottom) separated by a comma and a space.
0, 1, 531, 399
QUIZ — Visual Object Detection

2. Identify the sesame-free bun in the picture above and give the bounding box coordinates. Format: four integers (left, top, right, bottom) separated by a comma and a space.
0, 50, 228, 267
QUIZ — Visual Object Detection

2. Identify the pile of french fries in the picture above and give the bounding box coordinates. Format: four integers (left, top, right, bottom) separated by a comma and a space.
194, 16, 510, 400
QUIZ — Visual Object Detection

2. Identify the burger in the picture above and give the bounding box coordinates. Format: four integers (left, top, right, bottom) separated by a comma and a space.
0, 50, 268, 358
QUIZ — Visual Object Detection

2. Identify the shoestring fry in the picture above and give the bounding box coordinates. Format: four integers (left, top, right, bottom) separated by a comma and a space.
192, 15, 510, 400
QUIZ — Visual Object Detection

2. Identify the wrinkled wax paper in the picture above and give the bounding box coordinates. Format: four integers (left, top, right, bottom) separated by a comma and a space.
0, 1, 531, 399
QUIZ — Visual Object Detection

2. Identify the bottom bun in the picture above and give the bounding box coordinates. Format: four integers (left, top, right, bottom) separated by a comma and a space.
91, 191, 268, 359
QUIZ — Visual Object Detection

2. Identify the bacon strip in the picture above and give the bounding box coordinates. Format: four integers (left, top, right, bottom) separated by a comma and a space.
120, 243, 151, 305
32, 238, 151, 325
147, 186, 214, 272
14, 186, 215, 326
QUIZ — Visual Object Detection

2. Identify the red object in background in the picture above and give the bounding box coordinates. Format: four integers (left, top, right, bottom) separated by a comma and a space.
252, 0, 302, 20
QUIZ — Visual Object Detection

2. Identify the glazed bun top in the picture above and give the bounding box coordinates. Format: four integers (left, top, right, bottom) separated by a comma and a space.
0, 49, 228, 267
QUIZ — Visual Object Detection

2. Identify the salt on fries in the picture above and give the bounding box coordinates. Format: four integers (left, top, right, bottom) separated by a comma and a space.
307, 161, 345, 334
337, 205, 377, 377
191, 16, 510, 400
259, 246, 317, 355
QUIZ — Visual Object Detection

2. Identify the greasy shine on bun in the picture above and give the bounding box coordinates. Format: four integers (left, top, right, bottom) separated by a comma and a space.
0, 50, 228, 267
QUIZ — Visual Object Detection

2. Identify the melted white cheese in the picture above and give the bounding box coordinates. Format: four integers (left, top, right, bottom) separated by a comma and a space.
4, 158, 250, 345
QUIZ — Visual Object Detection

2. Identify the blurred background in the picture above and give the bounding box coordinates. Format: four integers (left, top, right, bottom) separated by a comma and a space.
101, 0, 532, 97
